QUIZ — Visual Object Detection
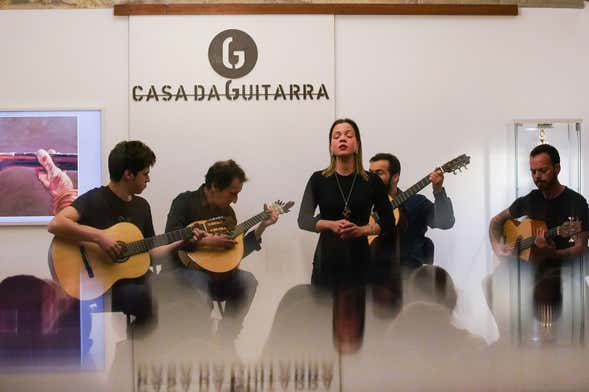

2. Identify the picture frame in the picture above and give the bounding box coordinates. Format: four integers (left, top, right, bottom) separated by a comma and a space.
0, 108, 102, 225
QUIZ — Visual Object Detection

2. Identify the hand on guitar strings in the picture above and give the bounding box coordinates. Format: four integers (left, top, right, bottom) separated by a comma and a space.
533, 227, 556, 261
198, 233, 237, 249
261, 203, 280, 228
97, 231, 124, 261
261, 204, 280, 227
254, 204, 280, 241
429, 168, 445, 193
183, 227, 207, 248
493, 240, 514, 258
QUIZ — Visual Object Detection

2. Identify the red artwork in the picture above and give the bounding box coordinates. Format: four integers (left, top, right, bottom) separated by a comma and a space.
0, 116, 78, 218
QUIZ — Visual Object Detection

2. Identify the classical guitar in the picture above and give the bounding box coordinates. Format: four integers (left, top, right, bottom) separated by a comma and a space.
0, 152, 77, 171
49, 217, 225, 300
180, 200, 295, 273
502, 218, 581, 262
368, 154, 470, 244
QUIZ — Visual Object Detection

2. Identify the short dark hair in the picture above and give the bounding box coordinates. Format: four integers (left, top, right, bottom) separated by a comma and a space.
369, 153, 401, 175
205, 160, 247, 191
108, 140, 156, 181
530, 144, 560, 165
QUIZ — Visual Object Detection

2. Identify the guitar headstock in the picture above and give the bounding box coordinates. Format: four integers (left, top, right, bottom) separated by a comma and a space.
557, 218, 582, 238
266, 200, 295, 215
440, 154, 471, 175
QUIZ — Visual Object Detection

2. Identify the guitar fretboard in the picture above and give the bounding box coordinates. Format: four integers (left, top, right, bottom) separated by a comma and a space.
122, 227, 194, 257
517, 226, 560, 250
391, 175, 431, 209
232, 211, 271, 238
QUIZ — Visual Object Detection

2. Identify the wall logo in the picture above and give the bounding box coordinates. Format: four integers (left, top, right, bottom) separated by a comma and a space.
208, 29, 258, 79
132, 27, 330, 103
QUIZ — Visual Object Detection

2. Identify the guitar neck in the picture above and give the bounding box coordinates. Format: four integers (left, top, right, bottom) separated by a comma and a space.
123, 226, 198, 257
232, 211, 270, 238
0, 152, 78, 171
518, 226, 560, 250
391, 175, 431, 209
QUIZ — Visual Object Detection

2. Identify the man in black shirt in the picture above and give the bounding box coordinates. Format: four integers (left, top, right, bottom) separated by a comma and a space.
368, 153, 455, 271
163, 160, 278, 343
489, 144, 589, 262
48, 141, 199, 326
488, 144, 588, 344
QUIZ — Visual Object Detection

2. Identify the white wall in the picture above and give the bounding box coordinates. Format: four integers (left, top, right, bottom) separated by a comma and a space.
0, 9, 129, 280
0, 6, 588, 354
335, 8, 589, 340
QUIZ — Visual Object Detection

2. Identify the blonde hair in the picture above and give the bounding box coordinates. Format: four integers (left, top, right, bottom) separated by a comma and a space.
321, 118, 368, 181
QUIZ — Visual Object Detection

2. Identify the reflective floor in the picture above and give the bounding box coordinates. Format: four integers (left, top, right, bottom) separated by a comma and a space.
1, 250, 588, 391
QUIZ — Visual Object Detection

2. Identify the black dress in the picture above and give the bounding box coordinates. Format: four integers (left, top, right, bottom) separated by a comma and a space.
298, 170, 396, 287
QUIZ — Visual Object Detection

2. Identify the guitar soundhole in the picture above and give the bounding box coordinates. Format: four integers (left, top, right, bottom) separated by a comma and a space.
115, 241, 129, 263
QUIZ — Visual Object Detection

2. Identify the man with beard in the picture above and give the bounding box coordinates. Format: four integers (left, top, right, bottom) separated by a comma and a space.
368, 153, 455, 273
489, 144, 588, 262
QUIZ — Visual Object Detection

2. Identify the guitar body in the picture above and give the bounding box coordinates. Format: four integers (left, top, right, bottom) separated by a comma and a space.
367, 208, 400, 245
502, 218, 546, 262
49, 222, 150, 300
366, 154, 470, 245
178, 201, 294, 273
181, 233, 245, 273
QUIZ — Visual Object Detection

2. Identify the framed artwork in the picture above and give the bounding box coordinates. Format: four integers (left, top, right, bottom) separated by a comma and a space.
0, 109, 101, 225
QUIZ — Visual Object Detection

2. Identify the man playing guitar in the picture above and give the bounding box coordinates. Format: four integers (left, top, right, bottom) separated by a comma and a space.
368, 153, 455, 273
48, 141, 202, 328
162, 159, 278, 344
489, 144, 588, 263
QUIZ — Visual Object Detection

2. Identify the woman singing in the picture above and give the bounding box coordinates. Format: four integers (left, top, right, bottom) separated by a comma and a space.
298, 118, 396, 287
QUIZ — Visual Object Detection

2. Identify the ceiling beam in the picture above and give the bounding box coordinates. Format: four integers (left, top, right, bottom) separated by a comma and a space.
114, 3, 519, 16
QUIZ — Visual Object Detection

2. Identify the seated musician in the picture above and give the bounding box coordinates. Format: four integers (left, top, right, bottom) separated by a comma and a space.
162, 160, 278, 344
489, 144, 589, 263
48, 141, 200, 328
368, 153, 455, 273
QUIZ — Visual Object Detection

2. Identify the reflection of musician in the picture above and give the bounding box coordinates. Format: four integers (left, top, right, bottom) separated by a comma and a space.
488, 145, 588, 345
388, 265, 485, 353
531, 272, 562, 343
298, 119, 395, 288
0, 275, 92, 366
262, 283, 367, 358
489, 144, 588, 262
368, 153, 455, 270
48, 141, 196, 328
333, 284, 366, 354
162, 160, 278, 344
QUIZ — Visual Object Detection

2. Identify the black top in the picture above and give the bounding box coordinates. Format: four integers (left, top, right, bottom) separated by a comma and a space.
298, 171, 395, 231
298, 170, 396, 286
509, 187, 589, 251
165, 184, 261, 267
398, 188, 455, 267
71, 186, 155, 238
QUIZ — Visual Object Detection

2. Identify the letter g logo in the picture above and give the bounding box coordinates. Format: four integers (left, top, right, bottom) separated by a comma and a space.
209, 29, 257, 79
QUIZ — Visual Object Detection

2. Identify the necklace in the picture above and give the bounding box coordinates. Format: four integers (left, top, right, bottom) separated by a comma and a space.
334, 172, 357, 219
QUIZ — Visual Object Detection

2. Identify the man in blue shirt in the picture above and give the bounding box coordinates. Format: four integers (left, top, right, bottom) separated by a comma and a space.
369, 153, 455, 272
